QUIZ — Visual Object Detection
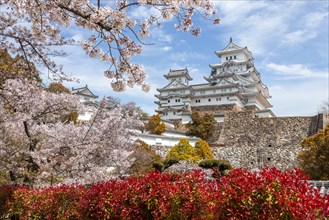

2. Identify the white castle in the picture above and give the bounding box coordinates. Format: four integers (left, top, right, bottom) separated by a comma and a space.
155, 38, 274, 123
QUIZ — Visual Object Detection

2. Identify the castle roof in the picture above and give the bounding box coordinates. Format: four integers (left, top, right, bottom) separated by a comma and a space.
215, 38, 253, 61
164, 68, 193, 80
72, 85, 98, 98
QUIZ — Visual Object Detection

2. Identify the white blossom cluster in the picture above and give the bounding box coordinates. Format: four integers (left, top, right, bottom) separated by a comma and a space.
0, 78, 143, 186
0, 0, 218, 91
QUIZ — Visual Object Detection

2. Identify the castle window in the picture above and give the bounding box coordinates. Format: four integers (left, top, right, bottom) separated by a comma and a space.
234, 55, 236, 59
175, 99, 180, 102
213, 90, 216, 93
195, 99, 201, 103
227, 97, 229, 100
208, 99, 211, 102
173, 112, 176, 115
267, 158, 271, 161
226, 57, 228, 60
216, 97, 221, 101
168, 100, 170, 103
200, 91, 205, 95
230, 56, 232, 60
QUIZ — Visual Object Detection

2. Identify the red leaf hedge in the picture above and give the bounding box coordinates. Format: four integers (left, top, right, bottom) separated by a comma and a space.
1, 168, 328, 219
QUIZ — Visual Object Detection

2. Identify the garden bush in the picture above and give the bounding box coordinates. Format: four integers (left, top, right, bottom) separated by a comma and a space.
199, 159, 232, 170
165, 138, 200, 162
194, 140, 214, 160
1, 167, 328, 219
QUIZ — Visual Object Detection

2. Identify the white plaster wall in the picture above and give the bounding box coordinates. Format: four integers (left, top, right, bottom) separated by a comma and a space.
133, 134, 200, 147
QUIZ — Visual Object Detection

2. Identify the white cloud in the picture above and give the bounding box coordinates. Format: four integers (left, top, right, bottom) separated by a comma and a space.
270, 79, 328, 116
128, 5, 160, 20
161, 46, 172, 51
170, 52, 209, 62
304, 11, 328, 29
282, 30, 317, 46
267, 63, 328, 79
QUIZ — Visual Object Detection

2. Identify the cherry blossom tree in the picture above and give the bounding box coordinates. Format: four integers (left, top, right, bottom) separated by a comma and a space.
0, 0, 219, 91
0, 77, 143, 186
0, 0, 220, 186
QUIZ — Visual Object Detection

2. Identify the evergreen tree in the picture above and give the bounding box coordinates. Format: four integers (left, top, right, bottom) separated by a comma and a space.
186, 112, 216, 140
195, 140, 214, 160
145, 114, 166, 135
165, 138, 200, 162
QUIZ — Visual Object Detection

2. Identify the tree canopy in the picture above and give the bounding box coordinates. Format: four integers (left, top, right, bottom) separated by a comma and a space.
186, 112, 217, 141
0, 0, 219, 91
165, 138, 200, 162
298, 124, 329, 180
145, 114, 166, 135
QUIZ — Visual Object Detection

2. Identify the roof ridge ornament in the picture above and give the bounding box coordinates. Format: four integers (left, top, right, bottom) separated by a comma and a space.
230, 37, 232, 43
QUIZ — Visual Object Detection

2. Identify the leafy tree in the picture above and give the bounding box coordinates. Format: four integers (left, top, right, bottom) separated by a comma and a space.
0, 49, 40, 86
298, 125, 329, 180
194, 140, 214, 160
186, 112, 217, 140
1, 1, 219, 90
165, 138, 200, 162
47, 82, 71, 94
145, 114, 166, 135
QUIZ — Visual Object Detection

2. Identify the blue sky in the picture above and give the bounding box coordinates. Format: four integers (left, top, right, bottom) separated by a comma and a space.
48, 0, 329, 116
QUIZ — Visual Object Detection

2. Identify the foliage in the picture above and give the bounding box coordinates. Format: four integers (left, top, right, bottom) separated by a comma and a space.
194, 140, 214, 160
0, 185, 18, 218
47, 82, 71, 94
165, 138, 200, 162
298, 124, 329, 180
1, 168, 328, 219
186, 112, 217, 140
199, 159, 231, 170
163, 158, 180, 169
145, 114, 166, 135
0, 49, 40, 86
1, 1, 219, 91
152, 161, 164, 172
128, 140, 162, 176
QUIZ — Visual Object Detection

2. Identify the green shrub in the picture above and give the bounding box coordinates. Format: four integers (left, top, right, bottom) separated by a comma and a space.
163, 159, 180, 169
152, 161, 164, 172
194, 140, 214, 160
165, 138, 200, 162
199, 159, 232, 171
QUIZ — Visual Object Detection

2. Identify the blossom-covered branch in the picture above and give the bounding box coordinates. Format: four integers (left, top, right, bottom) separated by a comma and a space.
0, 0, 219, 91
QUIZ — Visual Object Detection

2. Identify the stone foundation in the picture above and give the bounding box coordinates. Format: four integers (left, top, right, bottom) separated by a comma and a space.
191, 104, 241, 115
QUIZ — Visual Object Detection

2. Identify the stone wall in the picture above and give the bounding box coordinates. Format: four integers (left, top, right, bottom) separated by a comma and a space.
148, 111, 328, 171
191, 104, 241, 114
212, 111, 328, 170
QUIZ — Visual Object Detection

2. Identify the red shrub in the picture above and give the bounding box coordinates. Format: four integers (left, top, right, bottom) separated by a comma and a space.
2, 168, 329, 219
0, 185, 18, 218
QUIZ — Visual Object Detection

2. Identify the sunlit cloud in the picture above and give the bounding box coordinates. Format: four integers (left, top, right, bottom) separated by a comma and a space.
267, 63, 328, 79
